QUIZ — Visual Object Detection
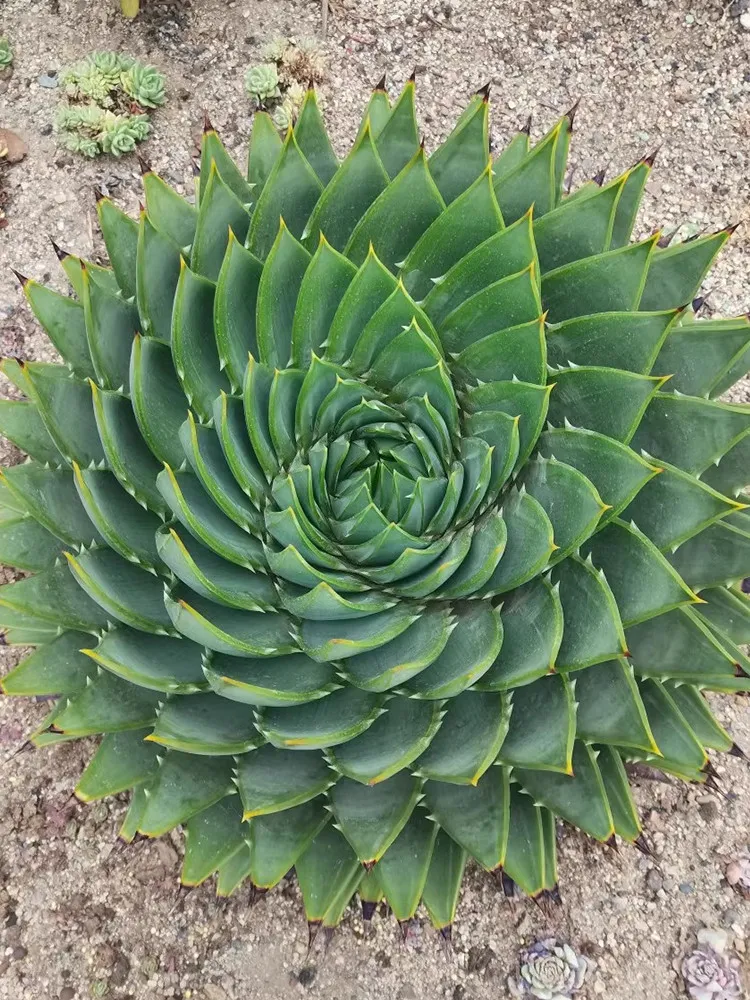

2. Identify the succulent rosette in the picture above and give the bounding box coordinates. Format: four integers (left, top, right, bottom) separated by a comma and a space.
2, 76, 750, 937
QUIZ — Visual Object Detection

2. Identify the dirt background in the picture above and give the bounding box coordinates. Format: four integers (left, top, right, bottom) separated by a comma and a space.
1, 0, 750, 998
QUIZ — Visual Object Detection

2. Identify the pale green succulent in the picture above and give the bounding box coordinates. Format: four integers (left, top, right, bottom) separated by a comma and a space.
245, 63, 281, 103
56, 105, 150, 158
2, 77, 750, 942
0, 37, 13, 70
121, 63, 166, 109
261, 35, 291, 63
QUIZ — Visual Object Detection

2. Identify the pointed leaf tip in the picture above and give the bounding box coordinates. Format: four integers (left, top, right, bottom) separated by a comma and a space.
521, 115, 532, 135
641, 147, 660, 168
93, 186, 106, 203
374, 72, 387, 91
475, 80, 491, 100
565, 97, 581, 127
49, 237, 69, 261
11, 268, 29, 287
593, 167, 606, 186
137, 153, 152, 175
409, 67, 417, 83
203, 110, 215, 133
724, 221, 741, 236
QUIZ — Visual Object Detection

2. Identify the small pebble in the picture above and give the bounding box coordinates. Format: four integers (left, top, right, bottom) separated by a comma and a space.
59, 989, 76, 1000
741, 10, 750, 28
38, 72, 58, 88
12, 945, 27, 960
679, 882, 695, 894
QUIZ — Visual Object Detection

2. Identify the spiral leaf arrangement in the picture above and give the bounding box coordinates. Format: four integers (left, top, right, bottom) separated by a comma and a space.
2, 75, 750, 939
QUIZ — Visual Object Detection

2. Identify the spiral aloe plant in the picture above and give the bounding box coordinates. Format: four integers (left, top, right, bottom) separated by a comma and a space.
2, 76, 750, 940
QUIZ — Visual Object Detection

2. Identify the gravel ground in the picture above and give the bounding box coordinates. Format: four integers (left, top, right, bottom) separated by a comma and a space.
1, 0, 750, 998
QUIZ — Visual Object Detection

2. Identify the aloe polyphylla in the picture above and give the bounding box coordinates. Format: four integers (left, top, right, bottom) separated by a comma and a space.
2, 75, 750, 940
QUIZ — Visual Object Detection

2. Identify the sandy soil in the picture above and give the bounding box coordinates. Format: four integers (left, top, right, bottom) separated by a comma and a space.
1, 0, 749, 998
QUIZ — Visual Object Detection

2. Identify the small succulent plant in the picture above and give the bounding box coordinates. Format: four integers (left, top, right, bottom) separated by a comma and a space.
251, 36, 327, 130
509, 938, 588, 999
245, 63, 281, 103
682, 930, 743, 1000
725, 850, 750, 899
0, 36, 13, 70
56, 52, 164, 157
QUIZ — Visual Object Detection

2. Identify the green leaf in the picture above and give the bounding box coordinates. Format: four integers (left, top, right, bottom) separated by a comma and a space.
339, 606, 453, 691
424, 767, 510, 871
358, 78, 391, 140
0, 399, 63, 467
82, 267, 139, 392
217, 844, 252, 897
480, 489, 555, 595
515, 742, 614, 841
96, 196, 138, 299
701, 431, 750, 499
295, 823, 361, 921
546, 309, 681, 375
0, 515, 64, 571
455, 317, 546, 386
171, 263, 230, 422
429, 93, 489, 204
0, 563, 110, 633
138, 752, 236, 837
435, 512, 506, 598
345, 148, 446, 270
475, 577, 563, 690
439, 265, 540, 356
143, 168, 198, 249
493, 121, 560, 222
90, 383, 166, 514
136, 212, 183, 344
626, 606, 737, 683
255, 222, 311, 368
236, 744, 334, 817
542, 236, 657, 322
553, 554, 627, 669
574, 658, 657, 752
202, 650, 337, 706
214, 234, 262, 388
533, 175, 624, 273
546, 366, 664, 444
696, 586, 750, 645
329, 771, 421, 864
402, 165, 504, 302
250, 800, 329, 890
25, 365, 105, 468
375, 78, 419, 178
623, 459, 742, 551
499, 674, 575, 772
519, 456, 606, 560
129, 335, 187, 469
165, 587, 295, 656
504, 784, 546, 896
0, 630, 95, 696
157, 467, 265, 570
631, 393, 750, 475
636, 679, 706, 779
182, 796, 247, 886
609, 156, 651, 247
294, 86, 338, 184
465, 380, 551, 469
190, 163, 251, 281
74, 466, 163, 571
596, 745, 640, 841
199, 128, 254, 206
664, 682, 732, 752
421, 828, 467, 930
247, 129, 323, 259
376, 811, 438, 921
639, 229, 731, 312
670, 519, 750, 591
23, 280, 95, 379
297, 606, 420, 662
214, 392, 269, 506
416, 691, 511, 785
246, 110, 283, 196
85, 625, 206, 693
328, 696, 442, 784
492, 126, 529, 181
76, 728, 161, 801
148, 692, 264, 754
291, 237, 356, 367
55, 667, 161, 735
257, 687, 383, 749
0, 464, 101, 547
582, 519, 698, 625
65, 548, 175, 635
401, 602, 503, 699
325, 248, 398, 364
654, 316, 750, 397
423, 210, 536, 328
536, 426, 659, 518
